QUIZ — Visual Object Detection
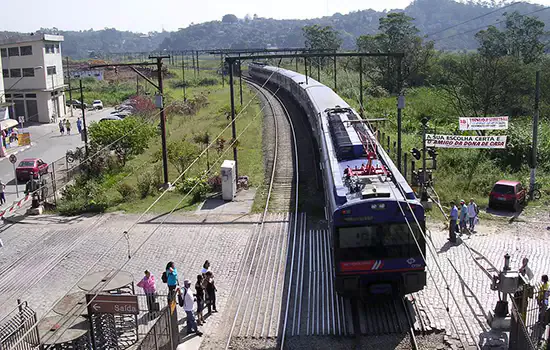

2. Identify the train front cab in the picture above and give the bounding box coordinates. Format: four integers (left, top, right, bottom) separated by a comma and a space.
332, 202, 427, 297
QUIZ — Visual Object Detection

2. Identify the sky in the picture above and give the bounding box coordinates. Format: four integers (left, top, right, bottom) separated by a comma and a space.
4, 0, 550, 33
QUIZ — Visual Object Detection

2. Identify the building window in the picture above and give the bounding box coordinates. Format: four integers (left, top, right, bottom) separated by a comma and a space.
2, 69, 8, 78
25, 93, 37, 98
47, 66, 56, 75
54, 43, 60, 53
20, 46, 32, 56
0, 48, 6, 57
13, 94, 24, 98
8, 47, 19, 56
10, 68, 21, 78
22, 68, 35, 77
5, 94, 11, 98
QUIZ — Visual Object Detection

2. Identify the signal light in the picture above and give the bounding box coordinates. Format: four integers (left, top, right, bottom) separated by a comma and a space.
427, 148, 437, 158
411, 148, 421, 160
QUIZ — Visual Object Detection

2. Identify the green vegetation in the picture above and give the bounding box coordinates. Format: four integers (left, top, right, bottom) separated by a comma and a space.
57, 65, 263, 215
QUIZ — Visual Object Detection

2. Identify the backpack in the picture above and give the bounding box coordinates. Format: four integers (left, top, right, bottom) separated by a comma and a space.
475, 203, 479, 215
161, 271, 167, 284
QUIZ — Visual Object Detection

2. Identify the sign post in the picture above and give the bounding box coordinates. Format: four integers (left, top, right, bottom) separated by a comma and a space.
85, 294, 139, 315
9, 154, 18, 198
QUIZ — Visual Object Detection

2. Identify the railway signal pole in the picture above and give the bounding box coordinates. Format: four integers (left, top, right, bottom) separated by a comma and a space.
228, 61, 238, 177
420, 116, 429, 203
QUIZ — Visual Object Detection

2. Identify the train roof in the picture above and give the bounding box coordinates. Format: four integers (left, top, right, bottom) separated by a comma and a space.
254, 64, 417, 206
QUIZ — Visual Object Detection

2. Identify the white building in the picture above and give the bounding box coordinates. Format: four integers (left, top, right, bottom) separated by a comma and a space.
0, 57, 7, 120
0, 34, 66, 123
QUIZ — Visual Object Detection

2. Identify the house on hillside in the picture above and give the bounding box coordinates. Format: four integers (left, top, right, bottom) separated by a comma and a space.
0, 33, 66, 123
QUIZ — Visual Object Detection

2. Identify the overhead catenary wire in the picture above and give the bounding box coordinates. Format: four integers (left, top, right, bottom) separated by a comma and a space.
425, 1, 521, 38
433, 6, 550, 42
41, 72, 283, 350
11, 67, 283, 350
343, 66, 480, 348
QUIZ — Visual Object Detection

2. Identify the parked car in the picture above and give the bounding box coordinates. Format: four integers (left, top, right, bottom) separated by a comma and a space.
100, 116, 122, 122
16, 158, 49, 182
113, 111, 131, 119
92, 100, 104, 110
488, 180, 526, 211
66, 99, 88, 109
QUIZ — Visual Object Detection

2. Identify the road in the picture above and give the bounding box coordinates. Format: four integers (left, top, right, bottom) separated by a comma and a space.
0, 107, 114, 208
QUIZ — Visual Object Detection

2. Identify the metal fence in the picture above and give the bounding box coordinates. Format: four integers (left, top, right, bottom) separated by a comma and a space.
41, 150, 83, 206
0, 301, 40, 350
510, 282, 550, 350
134, 296, 177, 350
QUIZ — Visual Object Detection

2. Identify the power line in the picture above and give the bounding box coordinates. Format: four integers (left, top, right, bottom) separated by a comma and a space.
434, 6, 550, 42
425, 1, 521, 38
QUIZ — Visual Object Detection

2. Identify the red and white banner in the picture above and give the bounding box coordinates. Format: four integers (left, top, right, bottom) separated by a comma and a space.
426, 134, 507, 149
459, 116, 509, 131
0, 194, 31, 218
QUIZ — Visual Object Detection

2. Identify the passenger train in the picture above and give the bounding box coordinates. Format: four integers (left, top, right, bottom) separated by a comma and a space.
249, 63, 427, 296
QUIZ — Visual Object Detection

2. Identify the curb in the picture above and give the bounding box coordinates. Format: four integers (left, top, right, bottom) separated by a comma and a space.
0, 144, 34, 163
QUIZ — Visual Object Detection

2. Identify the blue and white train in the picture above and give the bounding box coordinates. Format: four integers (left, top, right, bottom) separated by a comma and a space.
249, 63, 427, 296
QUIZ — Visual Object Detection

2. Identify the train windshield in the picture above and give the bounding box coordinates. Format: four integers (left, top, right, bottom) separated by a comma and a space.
337, 223, 424, 259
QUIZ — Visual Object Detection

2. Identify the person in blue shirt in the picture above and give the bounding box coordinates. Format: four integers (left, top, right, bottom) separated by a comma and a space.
449, 201, 458, 243
166, 261, 179, 301
459, 200, 469, 235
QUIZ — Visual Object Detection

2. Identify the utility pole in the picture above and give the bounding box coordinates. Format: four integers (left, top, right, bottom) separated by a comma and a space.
66, 56, 73, 117
530, 71, 540, 199
79, 80, 89, 156
317, 58, 320, 82
196, 51, 200, 77
182, 55, 187, 101
359, 57, 363, 117
397, 57, 404, 173
304, 57, 309, 85
221, 54, 225, 87
153, 56, 170, 188
333, 55, 337, 91
192, 52, 196, 78
228, 60, 238, 177
238, 57, 243, 105
420, 116, 429, 202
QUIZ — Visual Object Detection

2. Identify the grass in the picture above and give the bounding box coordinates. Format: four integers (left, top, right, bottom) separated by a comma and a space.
101, 66, 264, 214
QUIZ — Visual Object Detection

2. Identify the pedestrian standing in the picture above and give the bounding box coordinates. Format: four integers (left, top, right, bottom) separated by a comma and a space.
519, 258, 534, 283
76, 117, 83, 134
449, 201, 458, 243
203, 271, 217, 314
195, 275, 205, 326
137, 270, 157, 313
467, 198, 479, 233
58, 120, 65, 135
181, 280, 203, 336
459, 200, 469, 235
0, 180, 5, 205
164, 262, 179, 302
201, 260, 210, 275
65, 119, 71, 135
537, 275, 549, 322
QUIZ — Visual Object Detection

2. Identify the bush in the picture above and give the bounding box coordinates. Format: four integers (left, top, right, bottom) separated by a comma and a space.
137, 172, 154, 198
178, 176, 210, 202
117, 183, 136, 200
208, 175, 222, 192
57, 178, 110, 215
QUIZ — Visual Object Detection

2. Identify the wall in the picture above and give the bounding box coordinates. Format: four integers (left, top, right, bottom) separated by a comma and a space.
0, 58, 4, 104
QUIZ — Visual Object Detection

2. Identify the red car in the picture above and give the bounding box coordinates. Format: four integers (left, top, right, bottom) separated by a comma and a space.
15, 158, 49, 182
489, 180, 526, 211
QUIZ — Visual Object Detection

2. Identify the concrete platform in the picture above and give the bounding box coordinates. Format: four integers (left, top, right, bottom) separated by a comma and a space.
196, 188, 256, 215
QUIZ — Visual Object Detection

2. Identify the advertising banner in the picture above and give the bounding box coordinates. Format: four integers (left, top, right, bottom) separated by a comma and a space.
426, 134, 507, 149
459, 116, 508, 130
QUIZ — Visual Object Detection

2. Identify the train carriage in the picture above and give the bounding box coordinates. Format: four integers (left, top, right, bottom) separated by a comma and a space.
249, 63, 426, 296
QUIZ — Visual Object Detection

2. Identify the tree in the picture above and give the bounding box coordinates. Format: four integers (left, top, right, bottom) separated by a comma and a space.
88, 117, 155, 165
222, 14, 239, 24
193, 131, 211, 171
160, 139, 200, 175
356, 12, 434, 93
476, 11, 546, 64
302, 25, 342, 51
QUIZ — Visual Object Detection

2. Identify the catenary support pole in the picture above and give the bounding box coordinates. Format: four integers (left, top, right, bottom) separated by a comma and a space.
229, 60, 238, 178
155, 56, 170, 186
421, 117, 429, 202
79, 80, 89, 156
397, 57, 403, 173
530, 71, 540, 199
182, 55, 186, 101
304, 57, 309, 85
192, 51, 196, 78
359, 57, 363, 117
221, 54, 225, 87
317, 58, 320, 82
295, 53, 299, 72
239, 58, 243, 106
333, 55, 337, 91
196, 51, 200, 76
66, 56, 73, 118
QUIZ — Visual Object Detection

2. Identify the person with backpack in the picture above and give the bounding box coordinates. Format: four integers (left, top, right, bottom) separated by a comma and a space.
179, 280, 203, 336
467, 198, 479, 233
163, 262, 179, 302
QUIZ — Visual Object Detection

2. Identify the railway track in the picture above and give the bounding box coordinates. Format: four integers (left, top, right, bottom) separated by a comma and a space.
223, 78, 299, 348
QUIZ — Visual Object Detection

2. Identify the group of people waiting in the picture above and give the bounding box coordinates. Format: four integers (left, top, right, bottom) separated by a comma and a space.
136, 260, 218, 337
58, 118, 83, 135
448, 199, 479, 243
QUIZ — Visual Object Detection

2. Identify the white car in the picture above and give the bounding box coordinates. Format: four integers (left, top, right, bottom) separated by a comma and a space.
92, 100, 104, 110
